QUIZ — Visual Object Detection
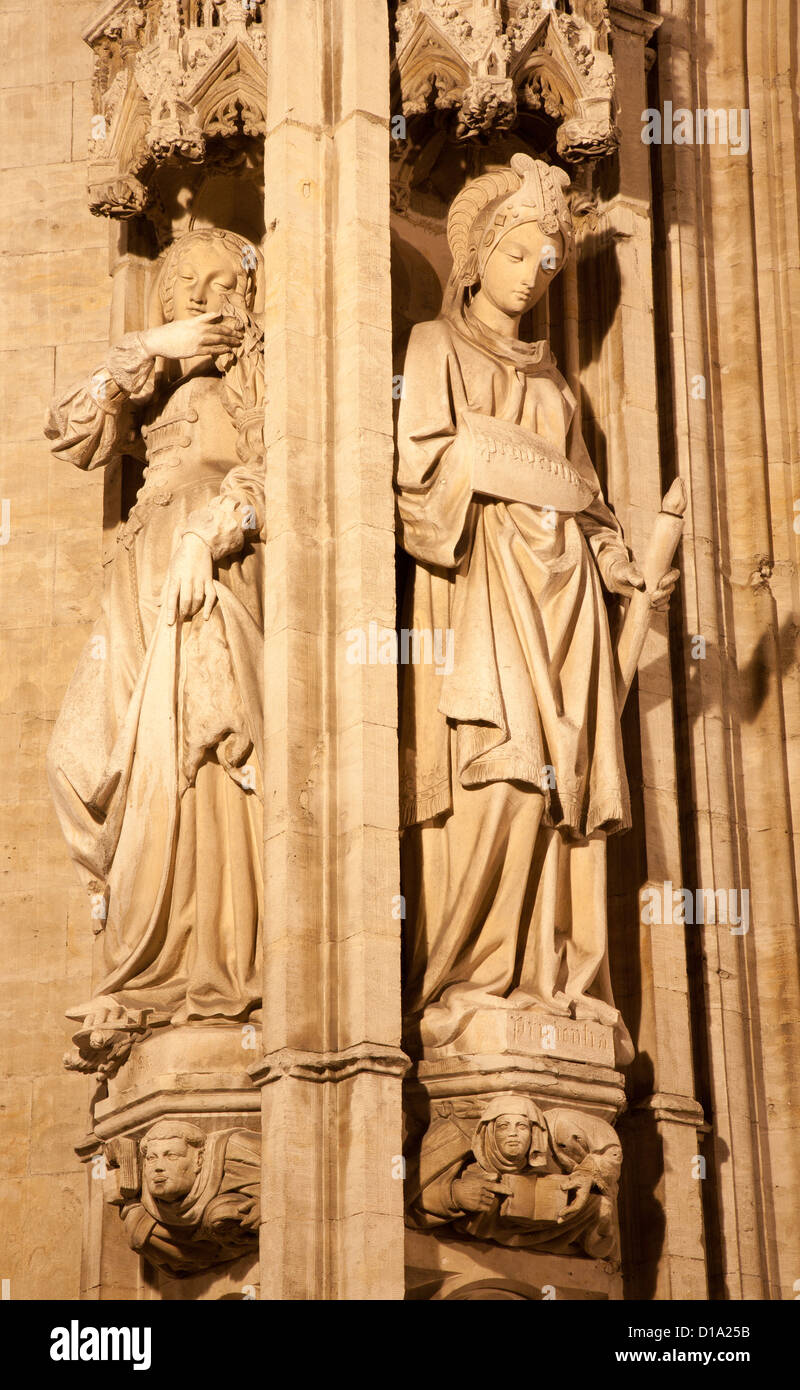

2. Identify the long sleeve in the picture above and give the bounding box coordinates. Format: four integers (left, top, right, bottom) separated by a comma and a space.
395, 320, 474, 570
181, 454, 264, 562
45, 333, 155, 471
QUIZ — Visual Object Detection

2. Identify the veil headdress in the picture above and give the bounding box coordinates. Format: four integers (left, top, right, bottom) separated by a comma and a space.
472, 1093, 549, 1174
443, 153, 575, 319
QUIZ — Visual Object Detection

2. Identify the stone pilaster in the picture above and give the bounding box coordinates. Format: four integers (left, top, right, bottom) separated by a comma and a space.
654, 0, 800, 1301
580, 0, 708, 1299
250, 0, 407, 1301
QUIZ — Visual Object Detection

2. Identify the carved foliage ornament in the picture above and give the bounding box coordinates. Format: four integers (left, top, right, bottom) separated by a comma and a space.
393, 0, 617, 157
84, 0, 266, 219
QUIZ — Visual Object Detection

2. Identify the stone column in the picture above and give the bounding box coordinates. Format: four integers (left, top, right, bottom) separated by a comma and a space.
578, 1, 708, 1299
248, 0, 407, 1300
654, 0, 800, 1301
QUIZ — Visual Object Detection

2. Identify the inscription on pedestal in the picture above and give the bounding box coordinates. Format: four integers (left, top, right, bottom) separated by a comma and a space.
508, 1013, 614, 1064
428, 1008, 615, 1065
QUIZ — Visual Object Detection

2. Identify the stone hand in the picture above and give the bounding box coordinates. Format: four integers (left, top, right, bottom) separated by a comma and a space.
557, 1171, 593, 1221
164, 533, 216, 626
451, 1174, 507, 1213
68, 996, 136, 1049
649, 566, 680, 612
604, 556, 647, 599
141, 312, 244, 362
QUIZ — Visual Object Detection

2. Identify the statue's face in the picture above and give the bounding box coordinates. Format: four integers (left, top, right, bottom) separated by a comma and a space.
143, 1138, 202, 1200
493, 1115, 533, 1160
170, 241, 244, 322
480, 223, 564, 317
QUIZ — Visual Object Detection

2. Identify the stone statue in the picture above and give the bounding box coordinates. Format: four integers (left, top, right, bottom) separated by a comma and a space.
105, 1120, 260, 1277
407, 1093, 622, 1260
395, 155, 678, 1063
45, 227, 266, 1072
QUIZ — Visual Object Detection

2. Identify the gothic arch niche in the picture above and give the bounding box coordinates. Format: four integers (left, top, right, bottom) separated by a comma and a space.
388, 0, 612, 360
391, 1, 641, 1308
388, 5, 611, 654
84, 0, 266, 531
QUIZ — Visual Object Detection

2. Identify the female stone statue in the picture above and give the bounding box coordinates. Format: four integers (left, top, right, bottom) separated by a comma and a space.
46, 227, 265, 1063
395, 155, 677, 1064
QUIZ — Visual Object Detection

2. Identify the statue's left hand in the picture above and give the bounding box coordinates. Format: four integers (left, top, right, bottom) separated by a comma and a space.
605, 557, 680, 612
649, 567, 680, 612
557, 1171, 593, 1222
164, 534, 216, 625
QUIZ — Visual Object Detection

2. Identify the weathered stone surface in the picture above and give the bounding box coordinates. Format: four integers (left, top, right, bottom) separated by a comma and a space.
0, 0, 797, 1311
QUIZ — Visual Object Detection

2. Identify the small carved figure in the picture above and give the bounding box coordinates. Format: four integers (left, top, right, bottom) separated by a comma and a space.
106, 1120, 260, 1276
407, 1094, 621, 1260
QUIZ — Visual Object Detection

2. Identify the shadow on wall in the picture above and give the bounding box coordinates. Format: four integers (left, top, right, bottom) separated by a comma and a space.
616, 1055, 668, 1302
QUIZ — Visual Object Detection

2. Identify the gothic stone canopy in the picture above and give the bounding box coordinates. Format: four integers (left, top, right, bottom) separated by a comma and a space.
84, 0, 267, 219
393, 0, 617, 156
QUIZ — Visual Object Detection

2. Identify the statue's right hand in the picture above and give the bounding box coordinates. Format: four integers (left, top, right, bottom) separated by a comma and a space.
141, 312, 245, 362
451, 1174, 507, 1213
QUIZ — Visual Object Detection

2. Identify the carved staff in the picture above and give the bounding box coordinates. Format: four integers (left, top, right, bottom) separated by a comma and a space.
615, 477, 687, 711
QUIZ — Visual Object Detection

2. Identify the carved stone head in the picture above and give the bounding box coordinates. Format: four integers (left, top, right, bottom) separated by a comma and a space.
155, 228, 262, 325
443, 153, 574, 316
472, 1093, 549, 1174
139, 1120, 206, 1202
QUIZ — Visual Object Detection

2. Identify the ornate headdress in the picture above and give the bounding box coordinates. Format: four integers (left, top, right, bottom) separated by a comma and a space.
444, 153, 574, 316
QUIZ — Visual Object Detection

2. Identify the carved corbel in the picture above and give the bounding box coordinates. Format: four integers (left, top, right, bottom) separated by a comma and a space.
406, 1094, 622, 1263
103, 1122, 261, 1277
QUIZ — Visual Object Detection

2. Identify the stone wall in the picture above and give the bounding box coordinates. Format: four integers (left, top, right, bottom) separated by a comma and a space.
0, 0, 797, 1304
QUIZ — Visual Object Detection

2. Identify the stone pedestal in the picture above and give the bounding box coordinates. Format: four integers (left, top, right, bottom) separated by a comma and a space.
424, 1008, 618, 1071
411, 1007, 625, 1124
405, 1230, 623, 1301
93, 1026, 261, 1141
79, 1026, 261, 1301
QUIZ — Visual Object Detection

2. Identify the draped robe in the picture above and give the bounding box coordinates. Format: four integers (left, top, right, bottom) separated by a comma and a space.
45, 335, 264, 1025
396, 307, 634, 1064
